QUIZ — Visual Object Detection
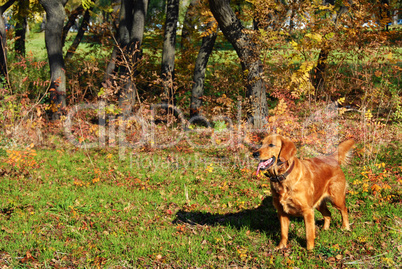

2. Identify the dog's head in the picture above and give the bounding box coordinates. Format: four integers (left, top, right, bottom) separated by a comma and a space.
253, 135, 296, 175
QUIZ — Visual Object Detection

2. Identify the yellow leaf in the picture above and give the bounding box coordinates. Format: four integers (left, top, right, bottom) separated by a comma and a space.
259, 28, 267, 38
299, 61, 316, 72
290, 40, 299, 50
274, 99, 288, 115
371, 184, 381, 192
325, 32, 335, 39
365, 110, 373, 120
318, 4, 332, 10
337, 97, 345, 104
305, 32, 322, 43
374, 71, 382, 77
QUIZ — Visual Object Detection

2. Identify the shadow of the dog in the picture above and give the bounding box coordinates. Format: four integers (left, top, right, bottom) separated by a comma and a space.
173, 196, 305, 247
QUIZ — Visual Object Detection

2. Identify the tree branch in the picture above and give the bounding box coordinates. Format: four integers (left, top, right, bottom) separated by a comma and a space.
0, 0, 17, 13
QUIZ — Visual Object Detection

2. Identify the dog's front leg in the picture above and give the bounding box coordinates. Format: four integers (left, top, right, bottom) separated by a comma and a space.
303, 208, 315, 250
276, 211, 290, 249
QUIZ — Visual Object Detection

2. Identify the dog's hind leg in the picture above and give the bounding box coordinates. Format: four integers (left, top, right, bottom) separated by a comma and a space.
317, 200, 331, 230
329, 192, 350, 230
329, 180, 350, 230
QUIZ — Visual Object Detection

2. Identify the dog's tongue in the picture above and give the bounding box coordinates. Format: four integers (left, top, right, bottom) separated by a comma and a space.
256, 162, 264, 176
256, 158, 273, 176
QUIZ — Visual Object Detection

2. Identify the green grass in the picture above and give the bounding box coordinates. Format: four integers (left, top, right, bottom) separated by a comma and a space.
25, 32, 48, 59
0, 139, 401, 267
22, 31, 105, 61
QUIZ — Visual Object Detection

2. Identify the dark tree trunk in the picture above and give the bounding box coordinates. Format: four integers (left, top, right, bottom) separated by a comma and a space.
117, 0, 135, 111
208, 0, 268, 128
0, 20, 6, 80
104, 46, 118, 82
190, 25, 217, 119
14, 17, 27, 56
312, 0, 348, 92
380, 0, 390, 31
0, 0, 16, 81
103, 0, 121, 82
180, 0, 197, 50
161, 0, 179, 108
40, 0, 68, 117
65, 9, 91, 60
312, 48, 328, 93
289, 8, 295, 34
116, 0, 148, 114
62, 5, 85, 46
15, 0, 29, 56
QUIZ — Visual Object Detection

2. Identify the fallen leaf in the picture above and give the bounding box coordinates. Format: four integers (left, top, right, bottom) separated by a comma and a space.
327, 257, 336, 263
21, 251, 36, 263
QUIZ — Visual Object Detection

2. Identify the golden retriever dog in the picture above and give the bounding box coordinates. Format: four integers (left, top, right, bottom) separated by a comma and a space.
253, 135, 354, 250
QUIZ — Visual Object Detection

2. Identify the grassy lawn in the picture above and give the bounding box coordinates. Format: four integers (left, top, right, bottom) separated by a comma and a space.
24, 32, 48, 60
0, 132, 401, 267
22, 31, 105, 61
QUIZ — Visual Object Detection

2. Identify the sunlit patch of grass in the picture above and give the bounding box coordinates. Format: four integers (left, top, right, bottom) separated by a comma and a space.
0, 139, 401, 267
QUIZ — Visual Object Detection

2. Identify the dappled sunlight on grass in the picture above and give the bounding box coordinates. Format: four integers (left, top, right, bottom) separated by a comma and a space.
0, 124, 401, 267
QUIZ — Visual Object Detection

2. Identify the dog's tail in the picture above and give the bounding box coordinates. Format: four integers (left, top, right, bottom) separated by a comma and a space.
332, 139, 355, 166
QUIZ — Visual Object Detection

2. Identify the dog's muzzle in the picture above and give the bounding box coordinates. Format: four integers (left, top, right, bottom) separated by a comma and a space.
256, 157, 276, 176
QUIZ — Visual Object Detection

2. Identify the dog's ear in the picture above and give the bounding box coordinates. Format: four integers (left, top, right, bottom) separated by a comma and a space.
279, 136, 296, 162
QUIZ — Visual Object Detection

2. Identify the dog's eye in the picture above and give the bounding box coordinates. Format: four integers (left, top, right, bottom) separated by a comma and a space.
268, 144, 275, 147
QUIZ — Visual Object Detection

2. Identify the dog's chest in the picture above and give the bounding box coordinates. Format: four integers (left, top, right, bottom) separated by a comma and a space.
272, 183, 302, 215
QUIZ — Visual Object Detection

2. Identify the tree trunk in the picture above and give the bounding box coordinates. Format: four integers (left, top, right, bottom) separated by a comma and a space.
0, 0, 16, 81
208, 0, 268, 128
0, 17, 6, 80
312, 0, 348, 93
15, 17, 28, 56
161, 0, 179, 108
128, 0, 148, 69
117, 0, 148, 114
65, 9, 91, 60
117, 0, 135, 112
190, 24, 217, 119
180, 0, 197, 50
15, 0, 29, 56
103, 0, 121, 82
312, 48, 328, 93
62, 5, 85, 46
289, 8, 295, 34
380, 0, 390, 31
40, 0, 68, 118
104, 46, 118, 82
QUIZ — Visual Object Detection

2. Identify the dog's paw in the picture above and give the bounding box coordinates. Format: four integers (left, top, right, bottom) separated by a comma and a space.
275, 243, 287, 251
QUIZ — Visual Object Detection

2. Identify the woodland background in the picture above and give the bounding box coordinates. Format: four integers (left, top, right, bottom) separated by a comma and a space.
0, 0, 401, 267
